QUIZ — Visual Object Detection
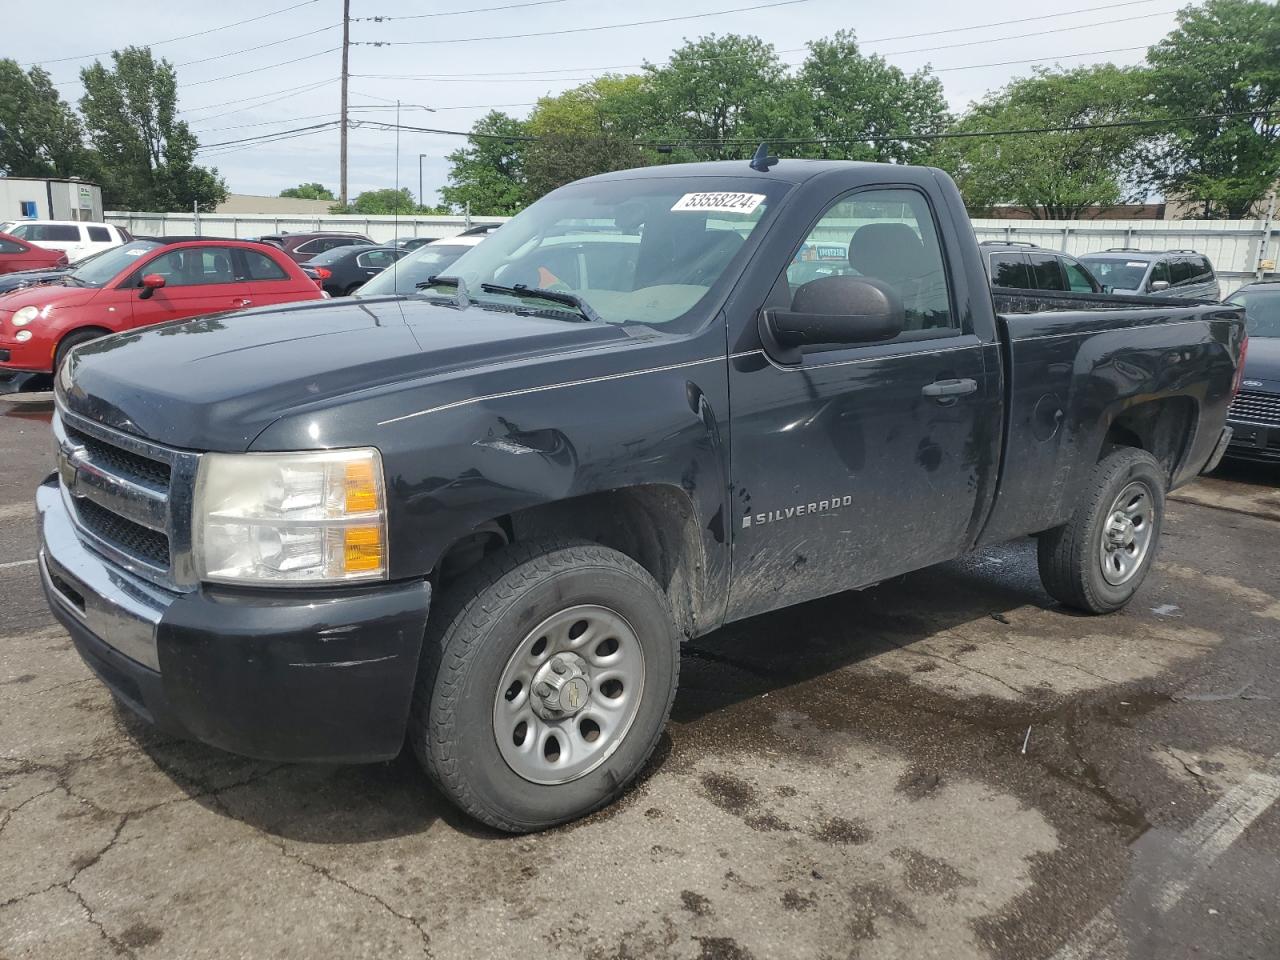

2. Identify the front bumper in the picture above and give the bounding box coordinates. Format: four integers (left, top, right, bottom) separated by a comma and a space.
37, 476, 432, 763
1224, 418, 1280, 462
0, 335, 52, 372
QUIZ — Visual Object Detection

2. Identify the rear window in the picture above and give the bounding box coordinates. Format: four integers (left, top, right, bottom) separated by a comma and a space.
1029, 254, 1065, 291
87, 226, 111, 242
11, 223, 80, 242
241, 249, 289, 281
989, 253, 1031, 289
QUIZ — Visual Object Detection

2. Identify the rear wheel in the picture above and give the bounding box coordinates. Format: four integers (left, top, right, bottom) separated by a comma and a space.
410, 539, 680, 832
54, 328, 109, 374
344, 283, 364, 297
1037, 447, 1165, 613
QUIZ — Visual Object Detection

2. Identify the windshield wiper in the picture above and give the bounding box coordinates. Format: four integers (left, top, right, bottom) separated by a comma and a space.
416, 274, 470, 307
478, 283, 601, 324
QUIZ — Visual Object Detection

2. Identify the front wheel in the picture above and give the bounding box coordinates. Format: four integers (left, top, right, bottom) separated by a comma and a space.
54, 328, 108, 374
410, 540, 680, 832
1037, 447, 1166, 613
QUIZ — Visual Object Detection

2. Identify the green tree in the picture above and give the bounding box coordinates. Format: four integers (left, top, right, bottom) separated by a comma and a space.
0, 60, 85, 178
1145, 0, 1280, 218
330, 187, 444, 215
797, 31, 949, 164
937, 65, 1152, 219
645, 34, 813, 160
523, 75, 660, 198
280, 182, 335, 201
440, 111, 530, 215
79, 46, 226, 211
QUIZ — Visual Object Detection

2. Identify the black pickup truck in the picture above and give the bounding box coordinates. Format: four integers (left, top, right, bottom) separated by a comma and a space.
40, 159, 1244, 832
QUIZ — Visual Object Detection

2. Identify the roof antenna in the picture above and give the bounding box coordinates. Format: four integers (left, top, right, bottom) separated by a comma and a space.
750, 142, 778, 172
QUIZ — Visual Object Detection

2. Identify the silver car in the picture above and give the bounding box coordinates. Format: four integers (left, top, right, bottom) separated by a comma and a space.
1079, 248, 1220, 300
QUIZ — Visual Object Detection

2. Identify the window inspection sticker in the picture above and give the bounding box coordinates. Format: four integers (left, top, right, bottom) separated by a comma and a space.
671, 192, 766, 214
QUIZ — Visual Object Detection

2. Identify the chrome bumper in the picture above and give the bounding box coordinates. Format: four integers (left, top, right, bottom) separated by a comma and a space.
37, 478, 175, 671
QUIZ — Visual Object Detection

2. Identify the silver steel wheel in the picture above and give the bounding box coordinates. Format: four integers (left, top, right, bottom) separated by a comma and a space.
1099, 480, 1156, 586
493, 604, 646, 785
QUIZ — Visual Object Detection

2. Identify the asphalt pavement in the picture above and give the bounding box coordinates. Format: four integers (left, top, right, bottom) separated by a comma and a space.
0, 405, 1277, 960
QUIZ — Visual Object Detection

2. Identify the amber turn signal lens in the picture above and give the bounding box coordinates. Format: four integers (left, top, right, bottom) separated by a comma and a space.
343, 526, 384, 572
344, 460, 380, 513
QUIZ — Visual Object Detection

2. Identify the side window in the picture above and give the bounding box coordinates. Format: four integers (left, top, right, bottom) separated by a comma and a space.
0, 239, 25, 254
989, 254, 1032, 289
296, 238, 325, 255
781, 188, 955, 335
142, 247, 238, 287
356, 250, 399, 270
1169, 258, 1194, 285
31, 224, 81, 242
1028, 254, 1066, 291
1195, 256, 1214, 279
239, 249, 289, 281
1062, 259, 1097, 292
1150, 260, 1170, 286
87, 226, 111, 242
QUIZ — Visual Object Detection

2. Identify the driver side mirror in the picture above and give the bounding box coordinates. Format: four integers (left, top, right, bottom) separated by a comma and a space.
760, 276, 904, 364
1149, 279, 1170, 292
138, 273, 166, 300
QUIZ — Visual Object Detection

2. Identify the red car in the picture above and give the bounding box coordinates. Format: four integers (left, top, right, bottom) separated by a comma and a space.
0, 231, 68, 274
0, 237, 324, 374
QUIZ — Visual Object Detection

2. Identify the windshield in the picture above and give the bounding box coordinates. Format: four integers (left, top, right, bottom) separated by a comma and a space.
357, 243, 474, 296
421, 176, 786, 329
1228, 288, 1280, 338
67, 240, 162, 286
1081, 258, 1149, 291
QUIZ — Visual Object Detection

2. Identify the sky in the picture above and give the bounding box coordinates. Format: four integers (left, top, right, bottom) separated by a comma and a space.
10, 0, 1186, 205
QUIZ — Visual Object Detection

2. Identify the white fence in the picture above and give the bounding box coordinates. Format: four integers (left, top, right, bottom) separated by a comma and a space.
106, 211, 1278, 296
104, 211, 510, 245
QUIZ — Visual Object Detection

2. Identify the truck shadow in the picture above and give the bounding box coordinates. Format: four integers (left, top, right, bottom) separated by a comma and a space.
122, 538, 1061, 843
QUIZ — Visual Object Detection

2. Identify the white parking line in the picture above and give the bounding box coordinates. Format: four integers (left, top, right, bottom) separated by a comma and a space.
0, 558, 37, 571
1052, 752, 1280, 959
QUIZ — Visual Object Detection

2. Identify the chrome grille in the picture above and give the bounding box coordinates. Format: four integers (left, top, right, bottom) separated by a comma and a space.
1228, 391, 1280, 427
54, 405, 201, 591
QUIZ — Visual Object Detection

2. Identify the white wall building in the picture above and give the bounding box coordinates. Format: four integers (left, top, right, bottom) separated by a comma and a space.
0, 177, 104, 223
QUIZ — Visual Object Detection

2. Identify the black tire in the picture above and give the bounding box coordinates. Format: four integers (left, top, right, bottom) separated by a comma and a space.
1037, 447, 1166, 613
54, 328, 108, 373
410, 539, 680, 832
343, 283, 364, 297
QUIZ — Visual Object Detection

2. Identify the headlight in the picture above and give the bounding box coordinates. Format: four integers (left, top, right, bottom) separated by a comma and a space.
12, 306, 39, 327
193, 448, 387, 585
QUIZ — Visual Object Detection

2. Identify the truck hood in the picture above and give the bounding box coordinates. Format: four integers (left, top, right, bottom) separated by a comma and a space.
60, 296, 632, 450
1242, 336, 1280, 393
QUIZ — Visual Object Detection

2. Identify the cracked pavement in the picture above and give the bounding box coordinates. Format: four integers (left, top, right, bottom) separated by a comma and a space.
1, 409, 1278, 960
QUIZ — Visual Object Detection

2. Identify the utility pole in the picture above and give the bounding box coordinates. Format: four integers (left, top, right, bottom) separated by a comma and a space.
339, 0, 351, 206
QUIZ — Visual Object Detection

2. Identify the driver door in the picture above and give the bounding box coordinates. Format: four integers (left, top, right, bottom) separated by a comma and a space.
726, 187, 993, 621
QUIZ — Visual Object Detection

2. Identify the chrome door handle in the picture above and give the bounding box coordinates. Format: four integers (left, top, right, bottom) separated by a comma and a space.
922, 378, 978, 400
235, 298, 252, 307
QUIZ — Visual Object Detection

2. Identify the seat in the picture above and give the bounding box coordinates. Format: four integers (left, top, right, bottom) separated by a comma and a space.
211, 254, 233, 282
847, 223, 945, 330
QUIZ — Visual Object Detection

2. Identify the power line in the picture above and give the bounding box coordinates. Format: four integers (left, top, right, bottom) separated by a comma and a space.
180, 78, 340, 119
23, 0, 323, 66
183, 48, 342, 87
355, 0, 570, 20
880, 10, 1174, 59
353, 0, 827, 47
173, 24, 341, 68
351, 0, 1164, 67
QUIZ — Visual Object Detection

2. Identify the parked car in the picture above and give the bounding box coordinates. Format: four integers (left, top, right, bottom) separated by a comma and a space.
982, 240, 1102, 293
1222, 279, 1280, 462
0, 248, 120, 296
40, 158, 1243, 832
1079, 248, 1220, 299
3, 220, 130, 262
255, 231, 373, 264
0, 237, 323, 374
354, 232, 490, 297
0, 232, 68, 275
303, 245, 408, 297
389, 236, 433, 252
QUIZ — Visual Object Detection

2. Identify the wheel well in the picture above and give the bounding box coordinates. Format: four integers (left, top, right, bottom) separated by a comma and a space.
436, 485, 709, 638
1102, 397, 1198, 482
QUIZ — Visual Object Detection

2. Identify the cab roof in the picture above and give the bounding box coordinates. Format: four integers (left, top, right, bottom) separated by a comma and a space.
580, 157, 929, 186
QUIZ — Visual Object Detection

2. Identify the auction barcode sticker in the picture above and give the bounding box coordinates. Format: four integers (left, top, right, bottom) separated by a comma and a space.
671, 192, 766, 214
